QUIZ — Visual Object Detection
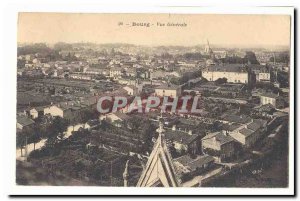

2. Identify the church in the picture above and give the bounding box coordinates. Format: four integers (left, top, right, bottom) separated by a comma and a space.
136, 117, 179, 187
122, 115, 217, 187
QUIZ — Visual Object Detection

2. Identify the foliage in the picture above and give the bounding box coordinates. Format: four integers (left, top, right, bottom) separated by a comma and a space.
53, 42, 73, 51
169, 70, 200, 85
244, 51, 260, 64
269, 52, 290, 64
17, 43, 51, 56
182, 52, 203, 60
45, 116, 69, 147
215, 78, 227, 85
219, 51, 259, 64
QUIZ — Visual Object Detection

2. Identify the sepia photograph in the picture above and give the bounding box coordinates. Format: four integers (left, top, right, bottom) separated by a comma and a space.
10, 7, 294, 195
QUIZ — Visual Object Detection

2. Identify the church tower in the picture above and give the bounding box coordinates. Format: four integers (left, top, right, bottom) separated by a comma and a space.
204, 39, 215, 59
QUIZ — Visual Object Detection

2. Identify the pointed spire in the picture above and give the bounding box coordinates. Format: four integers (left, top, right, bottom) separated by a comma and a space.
157, 113, 165, 135
156, 114, 165, 146
136, 114, 179, 187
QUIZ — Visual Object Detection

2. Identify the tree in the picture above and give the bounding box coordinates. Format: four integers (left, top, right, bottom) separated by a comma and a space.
168, 142, 178, 158
81, 110, 98, 123
243, 51, 259, 64
211, 121, 223, 132
169, 77, 181, 85
46, 117, 69, 147
183, 52, 203, 60
100, 119, 111, 131
215, 78, 227, 85
16, 133, 25, 157
127, 116, 142, 135
53, 42, 73, 51
140, 121, 156, 152
30, 125, 42, 151
269, 52, 290, 64
57, 132, 66, 142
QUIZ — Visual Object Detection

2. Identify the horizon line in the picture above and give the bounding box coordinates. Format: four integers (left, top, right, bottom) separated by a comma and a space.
17, 42, 290, 49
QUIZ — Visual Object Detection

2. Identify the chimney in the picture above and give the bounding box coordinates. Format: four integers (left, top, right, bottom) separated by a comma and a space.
172, 125, 176, 131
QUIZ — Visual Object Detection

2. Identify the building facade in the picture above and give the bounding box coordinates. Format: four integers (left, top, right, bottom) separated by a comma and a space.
202, 64, 249, 84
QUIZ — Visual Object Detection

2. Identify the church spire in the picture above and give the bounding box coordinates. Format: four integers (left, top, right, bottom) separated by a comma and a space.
136, 115, 179, 187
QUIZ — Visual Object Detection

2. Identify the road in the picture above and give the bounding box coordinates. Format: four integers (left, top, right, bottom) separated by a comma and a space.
16, 123, 85, 161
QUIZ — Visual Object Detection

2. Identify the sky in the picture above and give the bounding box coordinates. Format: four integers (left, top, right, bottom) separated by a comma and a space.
18, 13, 291, 48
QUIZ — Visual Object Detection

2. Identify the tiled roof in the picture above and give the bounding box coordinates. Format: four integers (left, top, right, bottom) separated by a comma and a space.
155, 84, 180, 90
260, 93, 279, 99
204, 64, 247, 73
247, 122, 261, 132
222, 114, 252, 124
226, 123, 242, 131
239, 128, 254, 137
174, 154, 215, 172
202, 132, 235, 145
17, 116, 35, 127
165, 130, 198, 145
114, 112, 130, 120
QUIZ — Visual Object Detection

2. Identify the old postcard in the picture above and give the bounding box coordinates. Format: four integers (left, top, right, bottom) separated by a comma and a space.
13, 8, 294, 195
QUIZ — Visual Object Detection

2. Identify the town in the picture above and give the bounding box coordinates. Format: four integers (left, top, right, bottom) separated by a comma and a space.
16, 40, 290, 187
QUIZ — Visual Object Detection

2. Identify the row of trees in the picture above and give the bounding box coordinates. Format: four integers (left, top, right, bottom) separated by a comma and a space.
269, 52, 290, 64
219, 51, 260, 65
17, 116, 69, 156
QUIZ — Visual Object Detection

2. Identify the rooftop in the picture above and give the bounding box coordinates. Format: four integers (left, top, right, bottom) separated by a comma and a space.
165, 130, 199, 145
204, 64, 247, 73
222, 114, 252, 124
174, 154, 215, 173
239, 128, 254, 137
202, 132, 235, 145
260, 92, 279, 99
155, 84, 180, 90
17, 116, 35, 127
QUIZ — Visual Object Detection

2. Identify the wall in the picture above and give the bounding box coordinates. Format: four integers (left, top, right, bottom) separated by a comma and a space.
202, 71, 248, 83
155, 88, 180, 97
44, 105, 64, 118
